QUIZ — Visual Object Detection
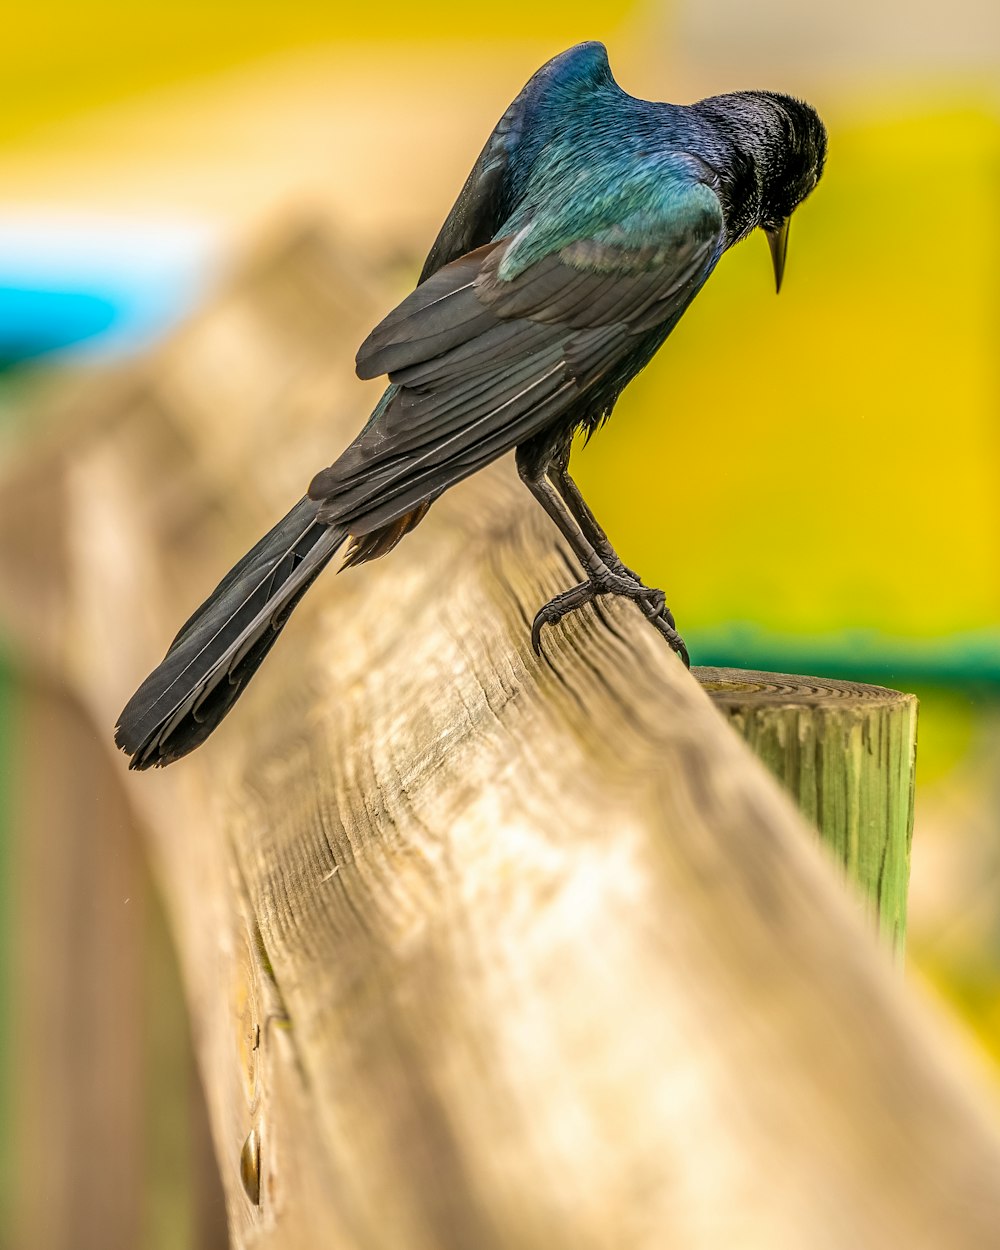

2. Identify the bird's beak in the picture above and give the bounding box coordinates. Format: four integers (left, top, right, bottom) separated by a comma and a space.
765, 218, 790, 293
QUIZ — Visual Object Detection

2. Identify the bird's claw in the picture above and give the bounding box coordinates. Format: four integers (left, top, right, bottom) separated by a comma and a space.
531, 571, 688, 665
531, 581, 595, 656
648, 611, 690, 667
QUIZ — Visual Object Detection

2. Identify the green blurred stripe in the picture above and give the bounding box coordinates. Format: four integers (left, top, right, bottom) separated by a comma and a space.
689, 624, 1000, 689
0, 650, 11, 1243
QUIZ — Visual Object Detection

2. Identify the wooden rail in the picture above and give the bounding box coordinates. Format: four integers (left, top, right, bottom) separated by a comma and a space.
1, 224, 998, 1249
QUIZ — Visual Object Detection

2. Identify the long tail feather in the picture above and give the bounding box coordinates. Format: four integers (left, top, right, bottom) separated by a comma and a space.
115, 497, 347, 769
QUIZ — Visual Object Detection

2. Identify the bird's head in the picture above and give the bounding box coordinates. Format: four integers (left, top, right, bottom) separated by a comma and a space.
690, 91, 827, 291
755, 94, 827, 291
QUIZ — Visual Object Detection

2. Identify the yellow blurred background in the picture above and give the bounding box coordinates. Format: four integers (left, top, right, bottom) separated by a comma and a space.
1, 1, 998, 1245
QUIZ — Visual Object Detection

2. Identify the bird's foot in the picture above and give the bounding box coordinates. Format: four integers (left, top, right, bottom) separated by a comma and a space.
531, 571, 689, 667
603, 554, 644, 585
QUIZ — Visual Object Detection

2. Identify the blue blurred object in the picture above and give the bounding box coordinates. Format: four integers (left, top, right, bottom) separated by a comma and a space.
0, 286, 117, 363
0, 213, 219, 366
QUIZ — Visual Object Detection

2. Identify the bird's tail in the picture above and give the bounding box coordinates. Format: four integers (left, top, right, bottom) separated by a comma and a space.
115, 497, 348, 769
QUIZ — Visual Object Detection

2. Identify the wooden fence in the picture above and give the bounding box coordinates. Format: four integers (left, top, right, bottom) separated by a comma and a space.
1, 224, 998, 1249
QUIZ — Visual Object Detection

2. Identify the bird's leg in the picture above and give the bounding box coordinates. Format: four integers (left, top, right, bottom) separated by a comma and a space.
515, 446, 689, 665
515, 447, 611, 582
545, 450, 642, 585
545, 452, 688, 663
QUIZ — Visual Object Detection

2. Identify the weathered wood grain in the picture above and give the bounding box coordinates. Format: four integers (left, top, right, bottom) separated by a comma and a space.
1, 225, 999, 1249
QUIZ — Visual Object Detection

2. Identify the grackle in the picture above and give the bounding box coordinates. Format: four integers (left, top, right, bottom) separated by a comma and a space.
116, 41, 826, 768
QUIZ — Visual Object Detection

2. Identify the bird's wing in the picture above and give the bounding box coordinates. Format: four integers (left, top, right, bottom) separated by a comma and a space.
417, 42, 612, 282
310, 182, 724, 533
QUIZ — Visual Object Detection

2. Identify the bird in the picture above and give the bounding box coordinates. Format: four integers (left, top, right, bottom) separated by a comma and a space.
115, 40, 827, 769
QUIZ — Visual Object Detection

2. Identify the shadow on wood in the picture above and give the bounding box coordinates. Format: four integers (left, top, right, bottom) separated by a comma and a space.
0, 221, 998, 1249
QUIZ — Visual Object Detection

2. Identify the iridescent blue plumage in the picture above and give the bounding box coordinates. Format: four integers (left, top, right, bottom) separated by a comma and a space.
310, 41, 824, 537
116, 42, 826, 767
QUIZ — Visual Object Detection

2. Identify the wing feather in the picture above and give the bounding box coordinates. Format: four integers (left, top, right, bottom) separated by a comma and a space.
314, 181, 723, 534
416, 43, 614, 281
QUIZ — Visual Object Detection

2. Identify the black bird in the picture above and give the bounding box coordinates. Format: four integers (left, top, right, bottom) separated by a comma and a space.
116, 41, 826, 768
